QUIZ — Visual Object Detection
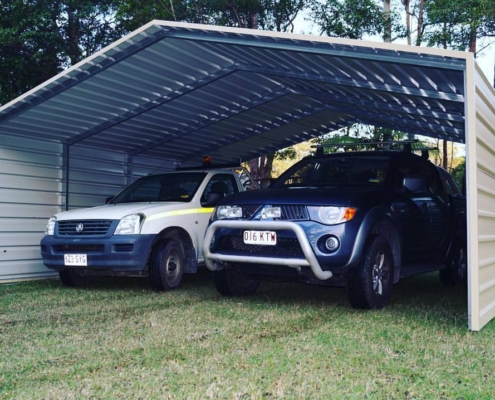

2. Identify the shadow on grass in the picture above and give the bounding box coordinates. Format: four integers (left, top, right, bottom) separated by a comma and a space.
217, 271, 468, 329
34, 267, 214, 292
15, 268, 468, 329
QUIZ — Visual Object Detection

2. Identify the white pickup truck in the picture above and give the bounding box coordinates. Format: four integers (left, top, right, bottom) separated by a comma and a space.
40, 166, 254, 290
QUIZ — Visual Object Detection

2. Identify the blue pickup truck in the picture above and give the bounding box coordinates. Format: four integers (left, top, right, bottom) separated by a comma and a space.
203, 148, 466, 309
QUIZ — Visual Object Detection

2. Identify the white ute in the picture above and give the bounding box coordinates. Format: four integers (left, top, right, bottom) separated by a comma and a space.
40, 165, 254, 290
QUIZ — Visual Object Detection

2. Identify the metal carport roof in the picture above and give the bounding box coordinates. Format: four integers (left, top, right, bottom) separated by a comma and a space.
0, 20, 467, 165
2, 21, 495, 331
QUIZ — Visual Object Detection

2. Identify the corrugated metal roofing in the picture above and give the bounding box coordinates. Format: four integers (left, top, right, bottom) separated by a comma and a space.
0, 21, 468, 166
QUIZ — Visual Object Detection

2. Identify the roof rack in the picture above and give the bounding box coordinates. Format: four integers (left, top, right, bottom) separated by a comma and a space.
311, 140, 438, 158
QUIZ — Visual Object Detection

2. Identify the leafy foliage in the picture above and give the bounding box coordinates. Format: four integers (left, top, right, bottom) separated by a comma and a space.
310, 0, 388, 39
423, 0, 495, 53
0, 0, 123, 105
314, 124, 411, 152
116, 0, 311, 33
0, 0, 62, 104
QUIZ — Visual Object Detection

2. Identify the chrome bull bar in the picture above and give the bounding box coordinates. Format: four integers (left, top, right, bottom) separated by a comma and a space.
202, 220, 333, 280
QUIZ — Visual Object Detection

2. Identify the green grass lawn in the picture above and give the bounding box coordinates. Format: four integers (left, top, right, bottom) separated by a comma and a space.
1, 270, 493, 399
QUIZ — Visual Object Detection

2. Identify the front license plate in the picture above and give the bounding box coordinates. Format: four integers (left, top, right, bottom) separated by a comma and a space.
64, 254, 87, 266
243, 230, 277, 246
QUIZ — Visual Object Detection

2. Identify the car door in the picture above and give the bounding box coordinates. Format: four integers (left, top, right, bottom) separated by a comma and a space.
393, 154, 450, 262
196, 173, 240, 260
413, 158, 450, 257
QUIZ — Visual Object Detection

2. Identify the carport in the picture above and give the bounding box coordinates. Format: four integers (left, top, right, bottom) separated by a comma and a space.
0, 20, 494, 330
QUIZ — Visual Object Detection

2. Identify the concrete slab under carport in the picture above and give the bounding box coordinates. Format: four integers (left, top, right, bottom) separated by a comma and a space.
0, 21, 494, 330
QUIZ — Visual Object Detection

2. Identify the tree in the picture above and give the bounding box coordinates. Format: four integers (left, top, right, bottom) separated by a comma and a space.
1, 0, 124, 105
310, 0, 387, 39
116, 0, 311, 33
316, 124, 411, 153
423, 0, 495, 54
58, 0, 125, 65
0, 0, 62, 105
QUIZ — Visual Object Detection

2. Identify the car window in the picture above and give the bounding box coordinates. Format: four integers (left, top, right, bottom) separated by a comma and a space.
203, 174, 239, 199
437, 167, 462, 196
275, 156, 390, 187
110, 172, 206, 203
396, 155, 443, 195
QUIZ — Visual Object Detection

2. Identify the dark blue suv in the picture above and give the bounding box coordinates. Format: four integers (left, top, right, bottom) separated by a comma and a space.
202, 149, 466, 309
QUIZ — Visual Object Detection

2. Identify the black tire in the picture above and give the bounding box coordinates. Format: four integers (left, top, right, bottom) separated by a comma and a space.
211, 266, 260, 297
59, 270, 92, 287
440, 242, 467, 286
346, 235, 393, 309
149, 239, 184, 291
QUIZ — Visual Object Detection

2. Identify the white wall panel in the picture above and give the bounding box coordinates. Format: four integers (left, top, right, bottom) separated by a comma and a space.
470, 63, 495, 330
63, 147, 177, 209
0, 134, 63, 282
66, 145, 128, 209
130, 154, 178, 177
0, 137, 169, 282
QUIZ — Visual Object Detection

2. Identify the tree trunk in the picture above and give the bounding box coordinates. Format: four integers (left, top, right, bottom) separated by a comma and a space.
67, 6, 81, 65
402, 0, 411, 45
415, 0, 425, 46
248, 154, 275, 181
383, 0, 391, 43
469, 26, 477, 54
442, 140, 448, 169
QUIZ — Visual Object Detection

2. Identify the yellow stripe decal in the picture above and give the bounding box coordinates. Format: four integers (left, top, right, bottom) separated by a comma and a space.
147, 208, 214, 221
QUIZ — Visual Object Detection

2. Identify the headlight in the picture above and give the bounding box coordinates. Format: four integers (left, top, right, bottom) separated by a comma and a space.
45, 217, 57, 235
115, 214, 144, 235
216, 205, 243, 220
308, 206, 357, 225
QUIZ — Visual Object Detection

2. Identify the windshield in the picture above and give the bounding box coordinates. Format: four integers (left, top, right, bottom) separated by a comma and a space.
109, 172, 207, 204
275, 156, 390, 188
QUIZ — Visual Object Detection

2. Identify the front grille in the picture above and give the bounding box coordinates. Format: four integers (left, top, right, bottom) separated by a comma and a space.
216, 235, 304, 258
52, 244, 104, 253
238, 205, 309, 221
57, 220, 113, 236
241, 204, 261, 219
280, 205, 308, 220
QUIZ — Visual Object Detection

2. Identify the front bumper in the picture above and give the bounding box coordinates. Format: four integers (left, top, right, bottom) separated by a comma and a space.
203, 220, 335, 280
40, 234, 156, 272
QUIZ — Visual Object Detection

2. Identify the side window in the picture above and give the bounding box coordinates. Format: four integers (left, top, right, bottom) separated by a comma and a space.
203, 174, 239, 200
438, 167, 461, 196
280, 162, 316, 186
416, 159, 441, 194
397, 156, 442, 194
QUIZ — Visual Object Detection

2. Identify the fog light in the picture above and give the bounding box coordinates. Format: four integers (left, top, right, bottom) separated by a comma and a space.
325, 236, 340, 252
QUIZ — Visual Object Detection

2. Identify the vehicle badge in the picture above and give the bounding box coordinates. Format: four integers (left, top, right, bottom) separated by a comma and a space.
75, 223, 84, 233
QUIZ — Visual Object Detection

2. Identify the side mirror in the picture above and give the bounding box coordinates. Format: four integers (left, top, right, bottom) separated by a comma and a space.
260, 178, 273, 189
201, 192, 223, 207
